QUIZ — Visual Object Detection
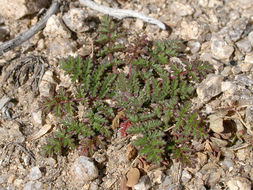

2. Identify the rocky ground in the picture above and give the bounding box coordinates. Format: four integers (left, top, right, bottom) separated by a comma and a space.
0, 0, 252, 189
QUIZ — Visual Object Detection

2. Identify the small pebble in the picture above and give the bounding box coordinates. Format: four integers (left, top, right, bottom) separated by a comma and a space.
29, 167, 42, 181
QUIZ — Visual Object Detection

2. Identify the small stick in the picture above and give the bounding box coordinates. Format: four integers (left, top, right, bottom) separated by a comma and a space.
79, 0, 166, 30
0, 0, 59, 56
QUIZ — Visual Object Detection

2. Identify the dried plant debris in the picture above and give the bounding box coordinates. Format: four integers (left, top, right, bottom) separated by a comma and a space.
2, 55, 46, 95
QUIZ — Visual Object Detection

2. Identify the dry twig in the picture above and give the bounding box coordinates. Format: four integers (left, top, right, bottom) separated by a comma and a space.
0, 0, 59, 57
79, 0, 166, 30
0, 142, 35, 166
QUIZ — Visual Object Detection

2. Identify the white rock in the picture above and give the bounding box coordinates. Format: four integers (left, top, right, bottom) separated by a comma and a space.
221, 66, 232, 77
227, 177, 251, 190
62, 8, 88, 33
29, 167, 42, 181
39, 70, 56, 97
182, 170, 192, 184
211, 35, 234, 60
199, 0, 208, 7
133, 176, 151, 190
171, 2, 194, 16
48, 37, 76, 57
43, 15, 71, 39
187, 41, 201, 54
180, 20, 203, 40
236, 148, 250, 161
0, 0, 48, 20
24, 181, 42, 190
236, 39, 252, 53
37, 39, 45, 51
152, 170, 164, 184
32, 110, 42, 125
197, 74, 224, 102
208, 114, 224, 133
221, 81, 236, 93
231, 66, 242, 75
70, 156, 99, 185
135, 19, 144, 30
240, 61, 253, 72
43, 15, 77, 57
244, 53, 253, 70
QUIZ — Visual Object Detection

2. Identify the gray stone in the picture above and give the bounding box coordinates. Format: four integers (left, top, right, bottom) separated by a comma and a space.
70, 156, 99, 184
43, 15, 71, 39
197, 74, 224, 102
133, 176, 151, 190
48, 37, 76, 58
235, 75, 253, 86
231, 66, 242, 75
229, 29, 243, 42
221, 81, 236, 94
62, 8, 88, 33
227, 177, 251, 190
220, 159, 234, 171
221, 66, 232, 77
23, 181, 42, 190
187, 41, 201, 54
160, 176, 172, 187
43, 15, 77, 57
0, 96, 11, 110
236, 39, 252, 53
211, 35, 234, 60
29, 167, 42, 181
181, 170, 192, 184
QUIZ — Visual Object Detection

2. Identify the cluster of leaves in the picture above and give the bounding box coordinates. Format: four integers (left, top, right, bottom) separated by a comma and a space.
41, 16, 212, 167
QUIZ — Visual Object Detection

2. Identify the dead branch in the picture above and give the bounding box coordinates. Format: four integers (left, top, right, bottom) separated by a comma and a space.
0, 0, 60, 56
79, 0, 166, 30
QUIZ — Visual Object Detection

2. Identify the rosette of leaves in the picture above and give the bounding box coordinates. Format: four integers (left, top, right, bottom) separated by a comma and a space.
41, 16, 125, 157
113, 40, 211, 165
42, 55, 116, 156
41, 16, 213, 167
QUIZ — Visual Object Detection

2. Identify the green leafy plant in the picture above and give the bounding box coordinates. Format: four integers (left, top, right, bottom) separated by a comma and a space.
41, 16, 212, 167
